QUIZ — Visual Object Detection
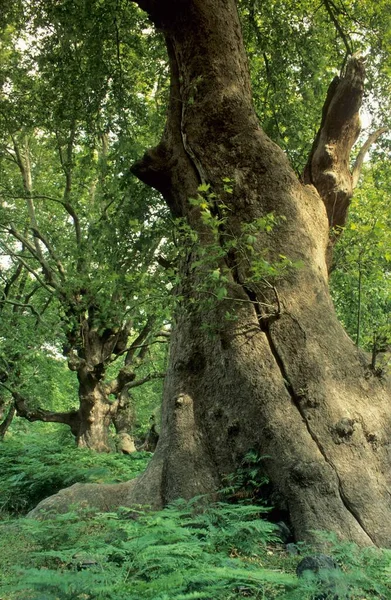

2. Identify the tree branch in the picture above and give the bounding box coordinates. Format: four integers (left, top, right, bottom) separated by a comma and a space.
12, 137, 50, 266
127, 371, 166, 389
0, 241, 55, 293
125, 317, 155, 365
30, 227, 66, 279
352, 127, 387, 188
0, 294, 41, 320
6, 224, 60, 289
0, 262, 24, 311
56, 125, 82, 248
323, 0, 353, 58
1, 194, 82, 246
11, 390, 79, 427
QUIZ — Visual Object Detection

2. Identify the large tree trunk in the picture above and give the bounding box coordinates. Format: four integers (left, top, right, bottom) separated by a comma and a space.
129, 0, 391, 546
30, 0, 391, 547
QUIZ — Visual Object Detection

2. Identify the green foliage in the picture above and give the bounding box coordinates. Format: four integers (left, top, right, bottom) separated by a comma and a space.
221, 450, 270, 503
0, 429, 150, 514
279, 532, 391, 600
0, 500, 293, 600
175, 184, 299, 318
240, 0, 391, 170
1, 499, 390, 600
331, 163, 391, 360
0, 0, 172, 443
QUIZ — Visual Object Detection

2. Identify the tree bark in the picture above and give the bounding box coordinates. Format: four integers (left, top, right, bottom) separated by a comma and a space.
74, 371, 113, 452
30, 0, 391, 547
112, 388, 137, 454
129, 0, 391, 546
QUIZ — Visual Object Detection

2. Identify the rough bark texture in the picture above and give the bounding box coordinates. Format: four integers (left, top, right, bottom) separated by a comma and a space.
74, 366, 113, 451
30, 0, 391, 547
303, 56, 365, 230
112, 388, 137, 453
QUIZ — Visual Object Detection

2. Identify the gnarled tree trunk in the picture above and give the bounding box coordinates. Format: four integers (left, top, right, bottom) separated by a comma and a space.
30, 0, 391, 547
74, 369, 113, 452
112, 388, 137, 454
14, 316, 162, 452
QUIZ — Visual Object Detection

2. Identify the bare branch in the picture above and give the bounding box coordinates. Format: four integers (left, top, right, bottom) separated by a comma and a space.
0, 294, 41, 320
110, 338, 168, 364
0, 144, 20, 166
127, 371, 166, 389
31, 227, 66, 279
323, 0, 353, 58
56, 125, 82, 248
352, 127, 387, 188
0, 262, 24, 309
125, 318, 155, 365
5, 224, 60, 288
11, 390, 79, 427
0, 241, 55, 293
12, 137, 49, 265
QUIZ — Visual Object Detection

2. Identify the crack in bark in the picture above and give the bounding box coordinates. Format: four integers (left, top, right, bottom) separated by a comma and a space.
265, 326, 375, 544
170, 41, 207, 188
239, 284, 376, 544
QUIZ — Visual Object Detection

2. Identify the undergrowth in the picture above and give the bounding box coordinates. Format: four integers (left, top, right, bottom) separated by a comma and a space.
0, 438, 390, 599
0, 429, 150, 514
0, 499, 390, 600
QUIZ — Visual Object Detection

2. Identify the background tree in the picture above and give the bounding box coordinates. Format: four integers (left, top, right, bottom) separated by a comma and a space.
0, 1, 171, 451
331, 161, 391, 370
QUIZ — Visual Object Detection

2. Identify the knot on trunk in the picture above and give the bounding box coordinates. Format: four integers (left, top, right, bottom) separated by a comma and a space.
333, 418, 355, 443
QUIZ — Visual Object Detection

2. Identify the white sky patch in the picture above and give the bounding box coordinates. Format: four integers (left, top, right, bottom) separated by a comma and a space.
0, 255, 12, 269
360, 107, 372, 129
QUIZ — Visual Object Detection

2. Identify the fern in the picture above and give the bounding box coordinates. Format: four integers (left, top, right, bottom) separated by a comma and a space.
1, 500, 293, 599
0, 430, 150, 515
2, 497, 391, 599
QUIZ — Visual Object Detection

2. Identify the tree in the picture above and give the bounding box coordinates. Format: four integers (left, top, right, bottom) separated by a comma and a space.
0, 9, 170, 452
0, 128, 170, 451
331, 162, 391, 368
29, 0, 391, 547
0, 259, 53, 440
